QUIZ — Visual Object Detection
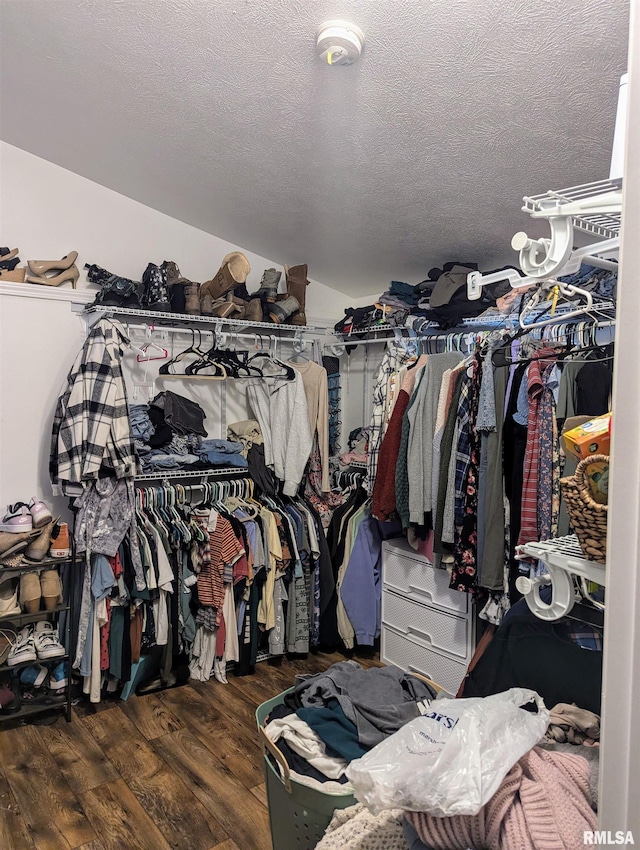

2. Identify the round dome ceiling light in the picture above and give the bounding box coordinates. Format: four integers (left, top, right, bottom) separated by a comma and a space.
316, 20, 365, 66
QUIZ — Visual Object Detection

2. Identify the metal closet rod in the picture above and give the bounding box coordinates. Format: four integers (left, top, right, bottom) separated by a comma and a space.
124, 322, 311, 346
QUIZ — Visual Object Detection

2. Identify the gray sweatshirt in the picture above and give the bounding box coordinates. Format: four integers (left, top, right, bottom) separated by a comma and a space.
408, 352, 464, 524
247, 368, 313, 496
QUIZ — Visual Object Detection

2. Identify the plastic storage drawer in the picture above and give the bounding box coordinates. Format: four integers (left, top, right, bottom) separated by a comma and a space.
382, 591, 470, 660
381, 626, 468, 695
383, 542, 469, 616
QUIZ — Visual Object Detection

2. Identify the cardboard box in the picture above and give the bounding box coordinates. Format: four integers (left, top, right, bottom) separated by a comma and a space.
562, 413, 611, 461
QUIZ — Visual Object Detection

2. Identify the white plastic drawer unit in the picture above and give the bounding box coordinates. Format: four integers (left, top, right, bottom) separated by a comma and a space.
381, 627, 468, 695
381, 540, 474, 694
382, 591, 469, 660
382, 540, 469, 616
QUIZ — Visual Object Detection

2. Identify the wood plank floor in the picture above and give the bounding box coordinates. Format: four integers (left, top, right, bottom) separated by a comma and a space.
0, 650, 380, 850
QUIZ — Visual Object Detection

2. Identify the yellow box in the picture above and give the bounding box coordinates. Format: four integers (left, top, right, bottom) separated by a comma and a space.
562, 413, 611, 461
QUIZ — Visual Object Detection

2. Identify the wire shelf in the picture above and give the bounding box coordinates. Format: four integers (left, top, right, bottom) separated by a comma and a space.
521, 534, 606, 585
84, 305, 329, 335
522, 179, 622, 240
134, 467, 249, 482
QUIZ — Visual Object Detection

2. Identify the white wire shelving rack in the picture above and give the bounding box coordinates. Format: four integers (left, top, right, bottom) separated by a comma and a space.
83, 304, 330, 336
134, 467, 250, 483
516, 535, 606, 621
467, 179, 621, 300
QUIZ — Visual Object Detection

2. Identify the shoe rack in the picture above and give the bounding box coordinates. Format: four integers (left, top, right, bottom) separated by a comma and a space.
0, 554, 79, 725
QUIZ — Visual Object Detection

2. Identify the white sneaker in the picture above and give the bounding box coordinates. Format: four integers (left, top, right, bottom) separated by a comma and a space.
7, 625, 37, 666
0, 503, 33, 533
27, 498, 53, 530
33, 621, 65, 659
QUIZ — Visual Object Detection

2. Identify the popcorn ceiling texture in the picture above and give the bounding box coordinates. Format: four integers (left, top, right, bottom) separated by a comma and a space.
0, 0, 629, 296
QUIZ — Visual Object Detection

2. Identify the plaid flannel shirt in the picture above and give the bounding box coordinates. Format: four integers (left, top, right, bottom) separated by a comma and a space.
454, 372, 472, 529
367, 345, 415, 493
50, 319, 137, 495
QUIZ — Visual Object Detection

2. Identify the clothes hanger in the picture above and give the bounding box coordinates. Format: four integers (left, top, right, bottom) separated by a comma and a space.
135, 327, 169, 363
158, 329, 218, 377
287, 337, 310, 364
249, 337, 296, 380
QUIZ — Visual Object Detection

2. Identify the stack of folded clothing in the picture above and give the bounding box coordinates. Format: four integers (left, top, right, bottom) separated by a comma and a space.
335, 263, 533, 337
263, 661, 438, 792
339, 427, 369, 466
375, 280, 422, 326
132, 391, 246, 471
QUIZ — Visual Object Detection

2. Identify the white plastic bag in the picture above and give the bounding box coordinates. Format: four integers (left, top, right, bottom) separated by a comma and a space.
346, 688, 549, 816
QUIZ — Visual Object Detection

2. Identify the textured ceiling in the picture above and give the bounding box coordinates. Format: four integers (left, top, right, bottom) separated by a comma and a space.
0, 0, 629, 296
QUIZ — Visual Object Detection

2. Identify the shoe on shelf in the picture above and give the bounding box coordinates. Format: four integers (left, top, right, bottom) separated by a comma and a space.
7, 625, 37, 666
141, 262, 171, 311
33, 621, 65, 660
244, 297, 264, 323
27, 498, 52, 530
255, 268, 281, 303
24, 517, 60, 563
210, 298, 242, 319
48, 521, 70, 559
0, 577, 20, 617
27, 251, 78, 277
0, 247, 20, 270
48, 661, 67, 693
40, 570, 63, 610
0, 628, 18, 666
19, 572, 41, 614
1, 503, 33, 533
0, 528, 39, 558
268, 295, 300, 324
26, 265, 80, 289
285, 264, 310, 326
200, 252, 251, 302
164, 261, 201, 316
19, 663, 48, 689
0, 267, 26, 282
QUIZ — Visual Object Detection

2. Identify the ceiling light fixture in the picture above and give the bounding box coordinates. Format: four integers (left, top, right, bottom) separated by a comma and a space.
316, 20, 365, 66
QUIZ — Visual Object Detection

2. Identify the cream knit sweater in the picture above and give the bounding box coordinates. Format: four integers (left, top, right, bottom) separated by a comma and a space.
289, 359, 330, 492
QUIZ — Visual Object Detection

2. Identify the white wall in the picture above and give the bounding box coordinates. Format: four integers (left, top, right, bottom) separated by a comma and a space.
0, 142, 358, 514
0, 142, 355, 321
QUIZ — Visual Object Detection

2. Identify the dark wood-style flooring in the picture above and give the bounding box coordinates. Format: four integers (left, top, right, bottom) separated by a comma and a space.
0, 650, 380, 850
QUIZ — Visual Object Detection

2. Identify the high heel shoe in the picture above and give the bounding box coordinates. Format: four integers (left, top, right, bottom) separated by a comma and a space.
27, 251, 78, 277
0, 267, 26, 282
26, 265, 80, 289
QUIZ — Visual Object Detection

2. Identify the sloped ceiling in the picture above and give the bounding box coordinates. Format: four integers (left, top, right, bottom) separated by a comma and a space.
0, 0, 629, 296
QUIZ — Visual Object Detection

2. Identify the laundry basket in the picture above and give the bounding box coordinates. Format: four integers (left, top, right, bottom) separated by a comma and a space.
256, 673, 444, 850
256, 688, 355, 850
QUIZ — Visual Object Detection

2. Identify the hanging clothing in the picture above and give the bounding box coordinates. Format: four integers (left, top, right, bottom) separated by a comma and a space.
51, 318, 136, 495
368, 344, 417, 493
247, 368, 313, 496
290, 360, 331, 493
407, 352, 464, 526
518, 349, 557, 546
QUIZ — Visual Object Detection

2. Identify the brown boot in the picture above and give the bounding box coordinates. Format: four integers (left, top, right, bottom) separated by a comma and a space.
200, 252, 251, 302
184, 281, 201, 315
245, 297, 264, 323
164, 261, 201, 316
211, 298, 242, 319
285, 264, 309, 326
200, 293, 214, 316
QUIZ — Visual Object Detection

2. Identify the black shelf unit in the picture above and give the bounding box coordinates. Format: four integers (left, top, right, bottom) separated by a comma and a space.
0, 554, 78, 724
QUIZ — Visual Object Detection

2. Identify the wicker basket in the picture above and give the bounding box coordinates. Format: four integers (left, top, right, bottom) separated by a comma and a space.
560, 453, 609, 563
